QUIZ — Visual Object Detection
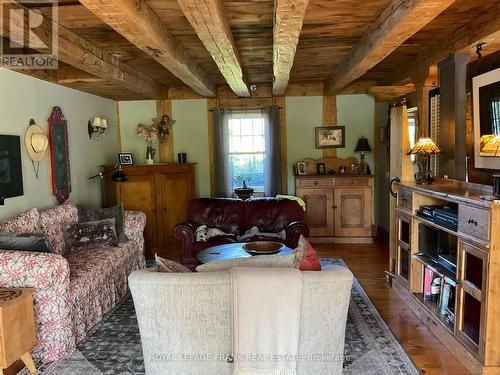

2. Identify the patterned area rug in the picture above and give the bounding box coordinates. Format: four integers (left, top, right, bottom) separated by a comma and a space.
20, 259, 419, 375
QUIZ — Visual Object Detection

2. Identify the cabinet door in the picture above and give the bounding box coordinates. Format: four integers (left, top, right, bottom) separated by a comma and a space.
118, 174, 157, 258
296, 188, 334, 237
156, 172, 195, 246
334, 187, 372, 237
456, 241, 487, 357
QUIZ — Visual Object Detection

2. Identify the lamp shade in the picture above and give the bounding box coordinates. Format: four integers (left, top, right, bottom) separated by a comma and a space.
479, 134, 500, 157
100, 119, 108, 129
92, 117, 102, 127
354, 137, 372, 152
408, 138, 441, 155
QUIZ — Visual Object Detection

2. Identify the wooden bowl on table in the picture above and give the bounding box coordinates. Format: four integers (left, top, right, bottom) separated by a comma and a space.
242, 241, 285, 255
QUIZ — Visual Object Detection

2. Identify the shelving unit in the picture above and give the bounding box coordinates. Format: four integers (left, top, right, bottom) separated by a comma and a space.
392, 180, 500, 375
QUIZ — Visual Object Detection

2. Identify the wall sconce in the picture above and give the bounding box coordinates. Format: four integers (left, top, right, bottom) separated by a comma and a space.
88, 117, 108, 140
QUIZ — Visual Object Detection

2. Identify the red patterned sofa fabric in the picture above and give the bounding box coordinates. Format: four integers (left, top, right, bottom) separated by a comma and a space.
0, 204, 146, 361
175, 198, 309, 270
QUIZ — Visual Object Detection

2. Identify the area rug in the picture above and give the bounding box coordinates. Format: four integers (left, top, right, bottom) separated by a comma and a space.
20, 259, 419, 375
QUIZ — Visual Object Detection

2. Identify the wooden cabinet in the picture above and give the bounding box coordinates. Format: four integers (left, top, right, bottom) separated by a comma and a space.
295, 175, 373, 242
105, 164, 195, 260
392, 180, 500, 374
296, 188, 334, 237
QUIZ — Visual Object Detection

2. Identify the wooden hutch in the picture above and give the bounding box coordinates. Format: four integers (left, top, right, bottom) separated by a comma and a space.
393, 179, 500, 374
295, 157, 373, 243
104, 163, 196, 260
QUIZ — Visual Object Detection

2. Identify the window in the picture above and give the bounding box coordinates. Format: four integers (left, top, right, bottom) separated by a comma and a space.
214, 107, 281, 198
227, 111, 266, 192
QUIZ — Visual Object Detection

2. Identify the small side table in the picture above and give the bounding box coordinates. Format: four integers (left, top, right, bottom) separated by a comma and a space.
0, 288, 37, 374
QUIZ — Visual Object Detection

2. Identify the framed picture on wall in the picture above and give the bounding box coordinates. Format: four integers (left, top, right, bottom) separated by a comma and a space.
315, 126, 345, 149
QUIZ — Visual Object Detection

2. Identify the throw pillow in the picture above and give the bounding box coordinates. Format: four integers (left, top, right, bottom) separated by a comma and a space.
155, 254, 192, 273
78, 203, 127, 242
0, 208, 41, 234
294, 235, 321, 271
0, 232, 52, 253
63, 218, 118, 252
196, 252, 297, 272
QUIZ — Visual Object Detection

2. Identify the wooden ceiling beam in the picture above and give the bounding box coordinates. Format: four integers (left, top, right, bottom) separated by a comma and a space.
0, 1, 167, 99
388, 2, 500, 85
79, 0, 216, 97
369, 84, 416, 101
324, 0, 456, 95
273, 0, 309, 96
176, 0, 249, 97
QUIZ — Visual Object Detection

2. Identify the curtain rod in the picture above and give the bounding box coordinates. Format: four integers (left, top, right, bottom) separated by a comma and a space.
208, 106, 283, 112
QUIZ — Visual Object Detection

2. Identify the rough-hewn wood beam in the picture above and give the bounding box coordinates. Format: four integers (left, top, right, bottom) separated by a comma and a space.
324, 0, 455, 95
0, 1, 167, 99
176, 0, 249, 97
388, 2, 500, 85
273, 0, 309, 96
79, 0, 216, 97
369, 84, 416, 101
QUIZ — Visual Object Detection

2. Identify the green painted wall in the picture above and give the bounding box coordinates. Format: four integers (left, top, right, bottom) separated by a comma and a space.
285, 96, 323, 194
172, 99, 210, 197
118, 95, 376, 201
336, 94, 375, 173
118, 100, 157, 164
0, 69, 118, 220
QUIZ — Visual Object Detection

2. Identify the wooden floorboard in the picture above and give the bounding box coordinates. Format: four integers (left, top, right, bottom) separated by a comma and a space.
315, 242, 469, 374
7, 242, 467, 374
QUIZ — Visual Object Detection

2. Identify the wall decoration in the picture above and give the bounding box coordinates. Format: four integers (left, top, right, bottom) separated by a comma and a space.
315, 126, 345, 149
0, 135, 24, 201
154, 115, 175, 144
88, 117, 108, 140
118, 152, 134, 165
48, 106, 71, 204
473, 67, 500, 169
24, 119, 49, 179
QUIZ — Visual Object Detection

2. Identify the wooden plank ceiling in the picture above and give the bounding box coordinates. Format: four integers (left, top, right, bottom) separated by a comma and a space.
2, 0, 499, 100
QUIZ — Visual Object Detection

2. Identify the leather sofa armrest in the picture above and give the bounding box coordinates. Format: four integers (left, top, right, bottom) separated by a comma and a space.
174, 223, 199, 270
284, 221, 310, 248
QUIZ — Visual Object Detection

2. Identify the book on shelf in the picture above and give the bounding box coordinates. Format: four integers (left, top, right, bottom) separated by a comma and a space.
423, 268, 433, 300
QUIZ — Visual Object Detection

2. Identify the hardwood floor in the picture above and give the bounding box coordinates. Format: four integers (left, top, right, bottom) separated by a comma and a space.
315, 242, 469, 374
7, 242, 467, 375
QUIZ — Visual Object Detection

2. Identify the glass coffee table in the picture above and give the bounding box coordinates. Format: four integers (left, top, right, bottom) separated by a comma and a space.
197, 242, 293, 264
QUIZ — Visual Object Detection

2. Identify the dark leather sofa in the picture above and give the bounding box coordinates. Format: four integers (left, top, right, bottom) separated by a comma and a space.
174, 198, 309, 269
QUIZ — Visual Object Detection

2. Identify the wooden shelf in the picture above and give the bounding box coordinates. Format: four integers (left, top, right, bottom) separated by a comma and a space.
412, 254, 457, 286
413, 214, 458, 237
413, 292, 454, 333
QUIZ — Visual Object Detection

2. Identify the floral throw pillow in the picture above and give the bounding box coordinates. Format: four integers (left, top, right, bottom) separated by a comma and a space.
155, 254, 192, 273
0, 208, 41, 234
63, 218, 118, 252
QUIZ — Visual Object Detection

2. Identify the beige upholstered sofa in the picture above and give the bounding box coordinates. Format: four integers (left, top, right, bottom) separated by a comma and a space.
129, 265, 352, 375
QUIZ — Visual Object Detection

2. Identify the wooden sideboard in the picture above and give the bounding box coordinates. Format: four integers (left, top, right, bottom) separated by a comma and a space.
295, 175, 373, 242
392, 179, 500, 374
104, 163, 196, 260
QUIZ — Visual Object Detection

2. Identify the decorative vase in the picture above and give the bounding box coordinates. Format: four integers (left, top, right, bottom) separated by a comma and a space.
234, 180, 254, 200
146, 146, 155, 165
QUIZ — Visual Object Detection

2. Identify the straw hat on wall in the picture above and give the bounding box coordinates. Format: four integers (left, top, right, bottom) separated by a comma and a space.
25, 119, 48, 162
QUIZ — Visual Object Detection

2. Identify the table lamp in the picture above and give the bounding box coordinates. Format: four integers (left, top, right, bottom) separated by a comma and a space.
354, 136, 372, 174
479, 134, 500, 198
408, 138, 441, 184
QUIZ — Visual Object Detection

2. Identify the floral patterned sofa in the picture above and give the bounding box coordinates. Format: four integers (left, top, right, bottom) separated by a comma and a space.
0, 201, 146, 361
